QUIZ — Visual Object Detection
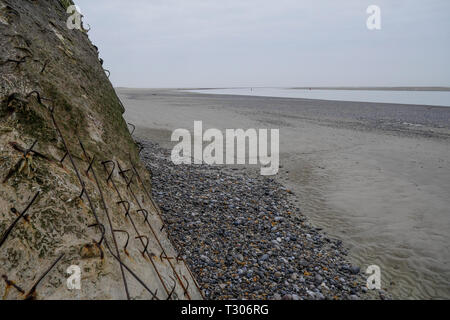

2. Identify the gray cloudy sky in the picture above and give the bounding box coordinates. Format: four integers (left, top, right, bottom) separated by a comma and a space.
75, 0, 450, 88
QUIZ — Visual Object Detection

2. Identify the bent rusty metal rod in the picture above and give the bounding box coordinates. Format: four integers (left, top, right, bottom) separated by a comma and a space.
40, 60, 49, 74
2, 139, 38, 183
133, 159, 203, 296
49, 108, 158, 300
135, 235, 149, 256
103, 160, 115, 182
87, 223, 105, 260
88, 223, 105, 245
101, 161, 171, 298
128, 156, 161, 217
137, 209, 149, 224
77, 138, 130, 300
128, 155, 193, 265
26, 90, 45, 105
2, 275, 25, 295
117, 162, 191, 299
117, 200, 131, 218
24, 253, 65, 300
167, 276, 177, 300
126, 160, 200, 296
121, 162, 194, 298
127, 123, 136, 136
113, 230, 130, 255
49, 108, 87, 199
0, 192, 40, 249
128, 157, 204, 298
127, 160, 186, 265
182, 276, 190, 297
112, 200, 170, 298
8, 141, 49, 161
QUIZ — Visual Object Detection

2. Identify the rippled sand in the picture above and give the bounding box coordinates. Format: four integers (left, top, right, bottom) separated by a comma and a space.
117, 88, 450, 299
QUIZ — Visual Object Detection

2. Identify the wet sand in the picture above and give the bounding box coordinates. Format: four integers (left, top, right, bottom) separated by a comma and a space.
117, 88, 450, 299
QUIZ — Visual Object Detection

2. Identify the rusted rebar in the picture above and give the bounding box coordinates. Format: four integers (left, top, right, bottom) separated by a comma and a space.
117, 161, 192, 299
167, 276, 177, 300
182, 275, 190, 297
26, 91, 44, 105
117, 200, 131, 217
59, 151, 68, 164
104, 161, 171, 298
128, 157, 204, 298
0, 192, 39, 249
114, 197, 171, 297
88, 223, 105, 246
137, 209, 149, 223
101, 160, 115, 182
40, 59, 49, 74
113, 230, 130, 255
48, 107, 157, 299
24, 253, 65, 300
2, 275, 25, 295
127, 123, 136, 136
2, 139, 38, 183
77, 137, 130, 300
135, 235, 149, 257
8, 141, 49, 161
128, 157, 164, 222
85, 155, 95, 176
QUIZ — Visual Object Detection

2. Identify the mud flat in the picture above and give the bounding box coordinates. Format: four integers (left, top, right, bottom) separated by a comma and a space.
119, 88, 450, 299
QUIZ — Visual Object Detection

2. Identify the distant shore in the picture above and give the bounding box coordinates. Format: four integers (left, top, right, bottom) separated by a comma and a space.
116, 86, 450, 92
289, 86, 450, 91
119, 88, 450, 299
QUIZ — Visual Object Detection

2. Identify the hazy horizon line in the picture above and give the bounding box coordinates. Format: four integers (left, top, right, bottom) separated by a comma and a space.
115, 86, 450, 92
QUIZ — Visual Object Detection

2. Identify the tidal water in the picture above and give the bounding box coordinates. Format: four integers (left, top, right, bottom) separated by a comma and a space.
188, 88, 450, 107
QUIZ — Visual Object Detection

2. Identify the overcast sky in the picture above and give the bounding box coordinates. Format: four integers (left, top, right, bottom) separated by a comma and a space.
75, 0, 450, 88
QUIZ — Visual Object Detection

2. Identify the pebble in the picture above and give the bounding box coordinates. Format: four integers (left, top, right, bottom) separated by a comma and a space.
315, 274, 323, 284
139, 140, 379, 300
292, 294, 300, 300
260, 254, 269, 261
349, 265, 361, 274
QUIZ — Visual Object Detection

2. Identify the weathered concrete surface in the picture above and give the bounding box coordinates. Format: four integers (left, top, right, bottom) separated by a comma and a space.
0, 0, 201, 300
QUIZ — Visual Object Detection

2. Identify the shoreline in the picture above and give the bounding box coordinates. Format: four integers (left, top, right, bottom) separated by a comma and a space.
184, 89, 450, 109
116, 86, 450, 92
120, 88, 450, 299
139, 139, 384, 300
289, 87, 450, 92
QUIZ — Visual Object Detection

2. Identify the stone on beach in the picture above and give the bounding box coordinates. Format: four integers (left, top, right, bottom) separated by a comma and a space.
140, 140, 375, 300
